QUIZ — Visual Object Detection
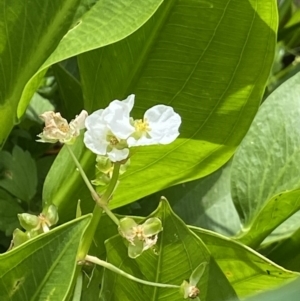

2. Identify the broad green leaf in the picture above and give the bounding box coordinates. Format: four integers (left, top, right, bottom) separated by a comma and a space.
191, 226, 299, 299
0, 215, 91, 301
0, 145, 37, 203
42, 136, 95, 223
0, 0, 81, 147
267, 226, 300, 272
231, 73, 300, 247
42, 0, 163, 69
78, 0, 277, 209
101, 199, 238, 301
245, 277, 300, 301
0, 189, 24, 236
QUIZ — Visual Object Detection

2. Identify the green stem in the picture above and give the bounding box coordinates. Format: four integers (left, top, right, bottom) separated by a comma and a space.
66, 145, 121, 258
66, 145, 98, 201
85, 255, 180, 289
72, 271, 83, 301
77, 205, 103, 260
101, 162, 121, 204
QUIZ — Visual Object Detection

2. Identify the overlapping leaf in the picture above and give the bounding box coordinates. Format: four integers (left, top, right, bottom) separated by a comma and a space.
231, 73, 300, 247
0, 0, 80, 146
101, 199, 238, 301
192, 227, 298, 298
0, 0, 163, 147
77, 0, 277, 209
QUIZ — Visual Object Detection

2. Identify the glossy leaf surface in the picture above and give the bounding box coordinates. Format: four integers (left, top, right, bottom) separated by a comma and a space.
78, 0, 277, 209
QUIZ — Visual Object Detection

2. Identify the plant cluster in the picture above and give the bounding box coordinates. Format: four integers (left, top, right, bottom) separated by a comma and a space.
1, 0, 300, 301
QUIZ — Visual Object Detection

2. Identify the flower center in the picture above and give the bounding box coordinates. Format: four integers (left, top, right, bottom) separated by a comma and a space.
58, 123, 70, 133
188, 286, 200, 299
109, 136, 119, 146
132, 225, 145, 240
134, 119, 151, 133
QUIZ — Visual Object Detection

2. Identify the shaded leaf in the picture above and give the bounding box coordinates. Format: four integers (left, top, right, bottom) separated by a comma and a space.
25, 93, 55, 124
0, 146, 37, 203
268, 225, 300, 272
231, 73, 300, 247
0, 189, 24, 236
53, 59, 84, 120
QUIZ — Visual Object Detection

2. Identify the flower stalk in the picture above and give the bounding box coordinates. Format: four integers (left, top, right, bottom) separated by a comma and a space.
84, 255, 180, 289
66, 145, 121, 259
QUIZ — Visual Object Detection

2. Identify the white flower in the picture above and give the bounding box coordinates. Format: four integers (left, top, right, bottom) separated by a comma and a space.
37, 110, 88, 144
127, 105, 181, 147
84, 95, 135, 162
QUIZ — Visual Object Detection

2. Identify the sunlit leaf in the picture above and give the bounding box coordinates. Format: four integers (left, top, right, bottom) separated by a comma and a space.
0, 215, 91, 301
78, 0, 277, 210
101, 199, 238, 301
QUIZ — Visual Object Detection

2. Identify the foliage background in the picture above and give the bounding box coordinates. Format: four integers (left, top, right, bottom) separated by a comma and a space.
1, 0, 300, 300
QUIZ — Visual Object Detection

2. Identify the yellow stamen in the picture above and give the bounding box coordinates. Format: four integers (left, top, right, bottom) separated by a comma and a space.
134, 119, 151, 133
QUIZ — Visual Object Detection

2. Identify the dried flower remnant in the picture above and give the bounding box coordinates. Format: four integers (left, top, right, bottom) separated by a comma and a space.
37, 110, 88, 144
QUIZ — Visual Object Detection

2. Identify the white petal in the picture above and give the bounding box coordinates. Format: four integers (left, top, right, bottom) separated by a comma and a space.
145, 105, 181, 144
128, 105, 181, 147
105, 95, 135, 139
84, 129, 108, 155
85, 109, 104, 131
107, 148, 129, 162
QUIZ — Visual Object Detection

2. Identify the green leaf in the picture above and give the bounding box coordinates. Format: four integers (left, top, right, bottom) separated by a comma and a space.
0, 189, 24, 236
231, 73, 300, 247
52, 60, 84, 120
42, 136, 95, 223
78, 0, 277, 209
0, 214, 91, 301
0, 146, 37, 203
25, 93, 55, 124
262, 211, 300, 246
191, 226, 299, 299
238, 190, 300, 247
42, 0, 164, 69
101, 199, 238, 301
244, 277, 300, 301
0, 0, 81, 147
147, 160, 241, 236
